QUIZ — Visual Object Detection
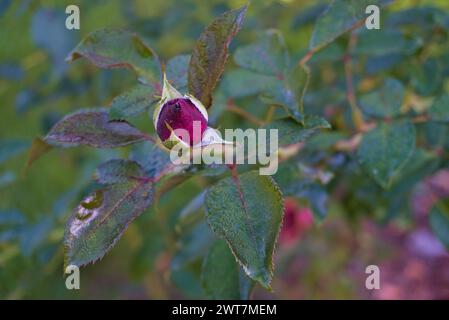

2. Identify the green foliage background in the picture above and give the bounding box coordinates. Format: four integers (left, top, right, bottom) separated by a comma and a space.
1, 0, 449, 299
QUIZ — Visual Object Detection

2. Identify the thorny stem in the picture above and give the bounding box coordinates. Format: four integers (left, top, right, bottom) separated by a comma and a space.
298, 48, 318, 67
298, 20, 367, 130
334, 114, 445, 154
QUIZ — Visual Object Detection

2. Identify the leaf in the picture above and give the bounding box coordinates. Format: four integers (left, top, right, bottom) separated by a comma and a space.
171, 222, 214, 271
262, 116, 331, 147
295, 184, 329, 220
0, 138, 30, 164
176, 191, 207, 228
188, 4, 247, 108
429, 201, 449, 249
166, 54, 190, 91
205, 170, 284, 288
234, 29, 290, 77
222, 69, 277, 99
353, 29, 406, 56
359, 78, 405, 119
95, 159, 146, 184
273, 164, 329, 220
31, 8, 77, 77
0, 210, 26, 225
26, 137, 53, 168
234, 30, 308, 122
44, 109, 147, 148
20, 217, 53, 257
109, 84, 157, 120
410, 58, 443, 96
66, 29, 161, 87
0, 171, 15, 188
201, 239, 254, 300
310, 0, 393, 51
357, 120, 416, 189
428, 93, 449, 122
130, 140, 184, 179
64, 179, 154, 267
266, 65, 310, 122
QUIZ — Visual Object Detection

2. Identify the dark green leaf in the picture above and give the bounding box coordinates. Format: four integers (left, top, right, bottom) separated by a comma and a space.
234, 29, 290, 77
310, 0, 393, 50
201, 239, 254, 300
166, 54, 190, 91
222, 69, 277, 98
262, 116, 330, 147
205, 171, 284, 288
429, 93, 449, 122
66, 29, 161, 87
109, 84, 156, 120
261, 64, 309, 123
45, 109, 147, 148
171, 222, 213, 270
20, 217, 53, 256
188, 5, 247, 108
234, 30, 307, 122
130, 140, 185, 179
0, 210, 26, 225
410, 58, 443, 96
0, 171, 15, 188
353, 30, 405, 56
95, 159, 146, 184
357, 120, 416, 189
359, 78, 405, 119
64, 179, 154, 267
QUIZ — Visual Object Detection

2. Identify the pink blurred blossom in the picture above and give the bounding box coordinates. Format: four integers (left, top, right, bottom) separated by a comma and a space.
280, 198, 314, 246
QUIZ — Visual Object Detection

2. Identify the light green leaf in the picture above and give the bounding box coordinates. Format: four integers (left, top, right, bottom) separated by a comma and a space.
201, 239, 254, 300
205, 171, 284, 288
357, 120, 416, 189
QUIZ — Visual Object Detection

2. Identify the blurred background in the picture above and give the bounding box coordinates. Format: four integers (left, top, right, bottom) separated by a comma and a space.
1, 0, 449, 299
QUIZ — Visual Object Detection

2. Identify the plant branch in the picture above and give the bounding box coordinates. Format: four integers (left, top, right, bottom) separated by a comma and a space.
343, 31, 365, 132
227, 100, 265, 126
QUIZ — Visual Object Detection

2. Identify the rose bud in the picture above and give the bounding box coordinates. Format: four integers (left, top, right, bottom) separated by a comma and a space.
154, 73, 209, 149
